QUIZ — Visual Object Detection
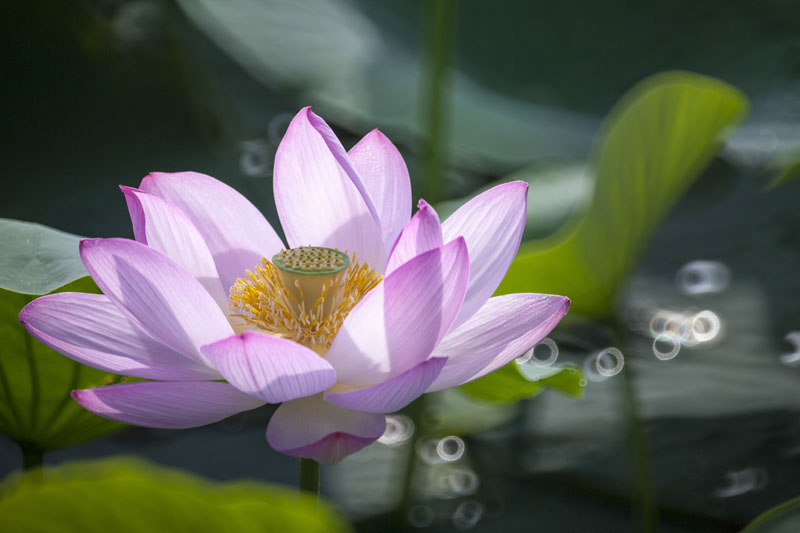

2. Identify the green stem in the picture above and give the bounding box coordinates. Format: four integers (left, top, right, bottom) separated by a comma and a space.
420, 0, 457, 205
614, 321, 659, 533
298, 458, 320, 498
24, 332, 40, 435
20, 442, 44, 472
399, 394, 426, 513
0, 350, 25, 433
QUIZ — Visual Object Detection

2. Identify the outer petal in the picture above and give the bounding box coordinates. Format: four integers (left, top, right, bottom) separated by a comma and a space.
201, 332, 336, 403
385, 199, 443, 275
72, 381, 265, 429
139, 171, 284, 289
442, 181, 528, 327
19, 293, 220, 381
274, 108, 385, 272
324, 357, 446, 413
325, 238, 469, 386
426, 294, 570, 392
348, 129, 412, 256
80, 238, 233, 366
121, 186, 228, 309
266, 395, 386, 464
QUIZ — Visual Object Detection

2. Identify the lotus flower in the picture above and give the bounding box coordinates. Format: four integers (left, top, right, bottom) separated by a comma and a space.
18, 108, 569, 464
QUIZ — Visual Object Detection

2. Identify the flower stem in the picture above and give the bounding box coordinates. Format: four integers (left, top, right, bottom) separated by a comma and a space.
298, 458, 320, 498
399, 394, 427, 513
420, 0, 457, 205
19, 441, 44, 474
613, 320, 659, 533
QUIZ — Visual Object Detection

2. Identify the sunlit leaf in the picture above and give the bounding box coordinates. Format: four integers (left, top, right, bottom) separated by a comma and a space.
0, 219, 87, 295
498, 72, 749, 317
520, 363, 585, 398
0, 457, 351, 533
459, 363, 584, 405
0, 277, 124, 452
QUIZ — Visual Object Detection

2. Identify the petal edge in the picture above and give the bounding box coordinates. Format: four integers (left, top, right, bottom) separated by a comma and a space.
325, 357, 446, 413
201, 332, 336, 403
72, 381, 265, 429
266, 395, 385, 464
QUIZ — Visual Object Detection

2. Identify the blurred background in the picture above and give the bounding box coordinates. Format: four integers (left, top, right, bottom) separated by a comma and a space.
2, 1, 800, 531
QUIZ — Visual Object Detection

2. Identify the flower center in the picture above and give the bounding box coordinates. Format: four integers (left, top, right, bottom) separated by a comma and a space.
229, 246, 382, 355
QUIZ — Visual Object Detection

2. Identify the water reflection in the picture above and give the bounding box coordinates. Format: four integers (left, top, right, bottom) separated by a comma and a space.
692, 310, 721, 343
516, 337, 558, 367
239, 139, 272, 177
675, 260, 731, 296
714, 467, 768, 498
584, 347, 624, 382
649, 310, 692, 344
652, 333, 681, 361
596, 347, 624, 377
268, 112, 294, 145
238, 112, 294, 178
452, 500, 484, 530
779, 331, 800, 366
408, 505, 435, 528
416, 438, 445, 465
633, 305, 724, 355
436, 436, 466, 462
446, 468, 480, 496
379, 415, 415, 447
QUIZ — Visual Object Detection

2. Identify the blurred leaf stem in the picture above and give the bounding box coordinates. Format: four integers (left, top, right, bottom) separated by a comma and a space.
612, 319, 659, 533
19, 441, 44, 472
298, 458, 320, 498
420, 0, 457, 204
393, 2, 459, 524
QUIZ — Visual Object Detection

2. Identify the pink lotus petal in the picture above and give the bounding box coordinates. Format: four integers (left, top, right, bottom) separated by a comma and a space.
305, 110, 382, 227
325, 238, 469, 386
72, 381, 265, 428
324, 357, 446, 413
426, 294, 570, 392
348, 129, 412, 257
274, 108, 385, 272
139, 171, 284, 289
19, 293, 219, 381
80, 238, 233, 366
201, 332, 336, 403
266, 395, 386, 464
121, 186, 228, 309
385, 199, 443, 275
442, 181, 528, 327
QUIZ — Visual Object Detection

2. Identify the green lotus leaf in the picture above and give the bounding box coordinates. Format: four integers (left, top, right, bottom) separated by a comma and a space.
0, 219, 87, 295
459, 363, 584, 405
498, 71, 749, 318
741, 495, 800, 533
461, 72, 747, 403
0, 277, 125, 454
0, 457, 351, 533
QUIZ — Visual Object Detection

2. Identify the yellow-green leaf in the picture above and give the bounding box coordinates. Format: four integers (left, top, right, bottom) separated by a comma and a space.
0, 277, 124, 451
460, 363, 584, 405
0, 457, 351, 533
741, 495, 800, 533
498, 72, 749, 318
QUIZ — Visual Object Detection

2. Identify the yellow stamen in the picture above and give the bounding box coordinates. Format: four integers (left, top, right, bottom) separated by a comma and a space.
229, 247, 382, 355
